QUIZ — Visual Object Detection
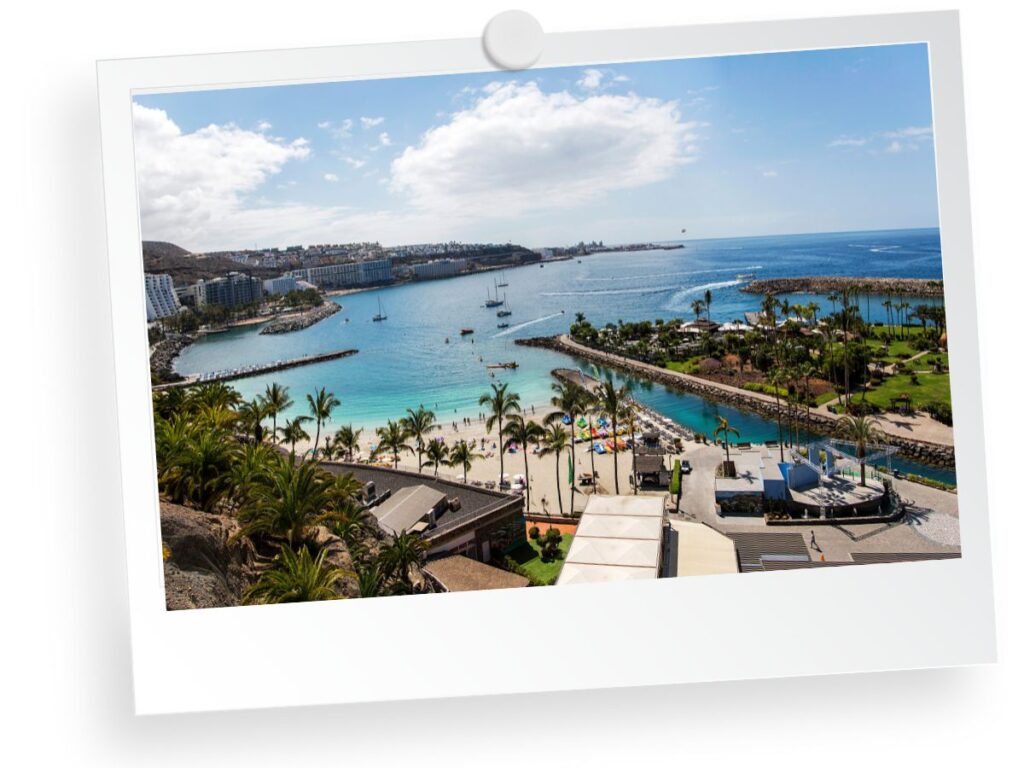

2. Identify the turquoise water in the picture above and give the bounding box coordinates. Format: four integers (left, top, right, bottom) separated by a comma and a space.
174, 228, 954, 484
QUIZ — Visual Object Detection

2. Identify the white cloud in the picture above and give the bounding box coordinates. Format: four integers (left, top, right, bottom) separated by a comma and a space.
828, 136, 868, 147
317, 120, 331, 129
577, 69, 604, 90
762, 170, 778, 178
613, 74, 630, 83
372, 132, 392, 150
256, 120, 272, 132
132, 102, 312, 247
390, 81, 698, 217
360, 116, 385, 129
324, 173, 339, 182
343, 157, 367, 169
829, 126, 932, 153
883, 126, 932, 140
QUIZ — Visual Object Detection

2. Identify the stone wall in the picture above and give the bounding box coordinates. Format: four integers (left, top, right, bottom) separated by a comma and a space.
517, 335, 956, 470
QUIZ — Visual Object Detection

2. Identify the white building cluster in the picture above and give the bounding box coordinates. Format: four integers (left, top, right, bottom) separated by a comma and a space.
411, 258, 468, 280
144, 273, 182, 321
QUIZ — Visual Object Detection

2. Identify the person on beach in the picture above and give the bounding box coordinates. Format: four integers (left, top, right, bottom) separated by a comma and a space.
810, 530, 819, 551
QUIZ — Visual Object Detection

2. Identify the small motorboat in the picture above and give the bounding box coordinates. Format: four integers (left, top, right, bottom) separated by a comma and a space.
460, 328, 474, 336
497, 322, 510, 329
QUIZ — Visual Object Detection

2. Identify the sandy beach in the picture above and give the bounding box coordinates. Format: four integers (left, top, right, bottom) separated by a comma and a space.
297, 399, 684, 517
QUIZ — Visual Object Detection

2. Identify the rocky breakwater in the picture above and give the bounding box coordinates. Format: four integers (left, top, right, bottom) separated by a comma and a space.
259, 301, 340, 334
740, 276, 945, 297
150, 333, 195, 385
517, 335, 956, 470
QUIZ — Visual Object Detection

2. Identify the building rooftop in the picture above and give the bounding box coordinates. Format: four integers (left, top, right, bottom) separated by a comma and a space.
557, 495, 666, 585
424, 555, 529, 592
669, 521, 739, 577
372, 485, 447, 535
324, 462, 523, 543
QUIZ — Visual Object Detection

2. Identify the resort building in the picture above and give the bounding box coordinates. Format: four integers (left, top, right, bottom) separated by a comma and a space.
177, 272, 264, 309
714, 445, 787, 516
262, 275, 298, 295
423, 555, 529, 592
325, 463, 527, 562
144, 273, 182, 321
665, 520, 739, 577
557, 495, 668, 585
287, 257, 393, 289
412, 258, 467, 280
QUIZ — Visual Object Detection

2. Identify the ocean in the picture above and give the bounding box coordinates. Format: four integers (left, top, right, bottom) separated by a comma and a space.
173, 227, 953, 483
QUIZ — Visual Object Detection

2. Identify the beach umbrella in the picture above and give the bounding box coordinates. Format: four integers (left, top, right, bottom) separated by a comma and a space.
577, 417, 587, 428
562, 414, 572, 425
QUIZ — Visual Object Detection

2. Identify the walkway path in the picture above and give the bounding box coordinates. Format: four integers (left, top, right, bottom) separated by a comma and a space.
556, 335, 954, 447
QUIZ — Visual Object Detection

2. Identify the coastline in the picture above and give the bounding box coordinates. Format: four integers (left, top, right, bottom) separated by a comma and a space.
516, 334, 956, 467
741, 276, 944, 297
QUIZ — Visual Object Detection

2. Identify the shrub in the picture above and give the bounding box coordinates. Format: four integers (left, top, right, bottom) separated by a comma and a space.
528, 525, 540, 540
925, 401, 953, 425
910, 374, 920, 385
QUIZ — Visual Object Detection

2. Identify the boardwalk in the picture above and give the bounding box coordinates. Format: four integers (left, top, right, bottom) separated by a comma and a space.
153, 348, 358, 389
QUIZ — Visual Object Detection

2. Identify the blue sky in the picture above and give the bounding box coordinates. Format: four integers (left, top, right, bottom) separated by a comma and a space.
133, 43, 938, 252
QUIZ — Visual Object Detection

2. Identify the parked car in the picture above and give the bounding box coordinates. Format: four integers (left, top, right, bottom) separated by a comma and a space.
679, 460, 692, 475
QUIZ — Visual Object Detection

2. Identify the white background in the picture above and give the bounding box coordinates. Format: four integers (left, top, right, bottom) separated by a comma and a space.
2, 1, 1019, 764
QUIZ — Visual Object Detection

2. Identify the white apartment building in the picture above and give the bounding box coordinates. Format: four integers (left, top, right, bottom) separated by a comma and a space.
263, 275, 298, 295
144, 273, 182, 321
412, 258, 468, 280
287, 258, 392, 289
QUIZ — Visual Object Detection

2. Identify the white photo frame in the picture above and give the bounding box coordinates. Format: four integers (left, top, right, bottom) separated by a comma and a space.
97, 10, 994, 715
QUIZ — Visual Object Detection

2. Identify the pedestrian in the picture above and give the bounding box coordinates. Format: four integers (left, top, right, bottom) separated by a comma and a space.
810, 530, 819, 551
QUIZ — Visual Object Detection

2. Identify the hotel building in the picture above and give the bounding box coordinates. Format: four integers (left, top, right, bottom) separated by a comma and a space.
144, 273, 182, 321
287, 258, 392, 290
412, 258, 467, 280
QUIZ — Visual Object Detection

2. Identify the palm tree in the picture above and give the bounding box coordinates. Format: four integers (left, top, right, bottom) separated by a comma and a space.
448, 439, 482, 482
690, 298, 705, 323
319, 435, 337, 461
237, 459, 333, 546
334, 424, 363, 461
229, 442, 276, 508
479, 382, 521, 486
189, 381, 243, 411
502, 415, 544, 510
260, 382, 292, 443
306, 387, 340, 458
235, 398, 267, 442
278, 416, 311, 457
356, 562, 386, 598
835, 414, 885, 486
580, 387, 600, 486
423, 439, 449, 478
538, 423, 570, 516
169, 427, 237, 511
713, 416, 740, 466
400, 406, 439, 473
548, 379, 587, 511
382, 530, 426, 585
619, 401, 640, 495
767, 368, 788, 462
596, 377, 630, 494
243, 545, 348, 605
375, 420, 411, 469
704, 288, 713, 325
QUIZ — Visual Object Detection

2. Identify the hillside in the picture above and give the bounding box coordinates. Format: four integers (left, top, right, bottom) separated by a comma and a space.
142, 241, 281, 285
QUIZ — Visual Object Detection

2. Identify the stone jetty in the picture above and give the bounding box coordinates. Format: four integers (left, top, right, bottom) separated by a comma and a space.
516, 334, 955, 469
740, 276, 944, 297
259, 301, 341, 334
153, 348, 358, 390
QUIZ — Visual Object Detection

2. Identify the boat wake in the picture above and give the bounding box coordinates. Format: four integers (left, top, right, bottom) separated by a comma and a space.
492, 312, 566, 338
577, 265, 761, 283
541, 285, 677, 297
664, 279, 743, 311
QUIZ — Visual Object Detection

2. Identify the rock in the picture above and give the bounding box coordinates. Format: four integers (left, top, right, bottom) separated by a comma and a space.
740, 276, 944, 297
259, 302, 340, 334
160, 502, 258, 610
309, 525, 361, 598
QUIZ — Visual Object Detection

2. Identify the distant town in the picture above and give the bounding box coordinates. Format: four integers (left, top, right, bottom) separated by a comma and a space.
143, 238, 682, 325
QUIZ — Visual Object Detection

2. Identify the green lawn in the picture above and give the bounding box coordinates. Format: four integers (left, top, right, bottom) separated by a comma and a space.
742, 381, 837, 406
506, 533, 574, 586
665, 357, 701, 375
860, 371, 951, 410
